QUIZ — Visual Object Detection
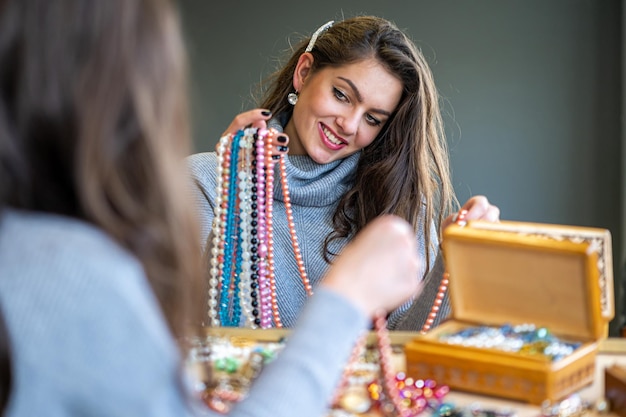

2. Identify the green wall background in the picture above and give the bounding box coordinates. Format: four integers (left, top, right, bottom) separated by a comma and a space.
178, 0, 624, 334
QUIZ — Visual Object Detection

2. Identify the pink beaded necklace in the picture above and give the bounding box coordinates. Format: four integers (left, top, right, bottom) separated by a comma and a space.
419, 208, 467, 334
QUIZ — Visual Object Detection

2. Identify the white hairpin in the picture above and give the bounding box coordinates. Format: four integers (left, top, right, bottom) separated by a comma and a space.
305, 20, 334, 53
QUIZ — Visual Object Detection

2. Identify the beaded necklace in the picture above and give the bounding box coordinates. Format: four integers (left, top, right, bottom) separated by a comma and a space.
419, 209, 467, 334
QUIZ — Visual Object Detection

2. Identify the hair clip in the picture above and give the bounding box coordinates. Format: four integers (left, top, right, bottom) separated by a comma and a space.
305, 20, 334, 53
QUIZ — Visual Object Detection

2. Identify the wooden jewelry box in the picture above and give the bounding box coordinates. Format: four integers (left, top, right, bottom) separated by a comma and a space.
404, 220, 614, 405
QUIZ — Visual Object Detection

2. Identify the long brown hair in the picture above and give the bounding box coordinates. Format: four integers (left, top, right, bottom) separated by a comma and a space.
260, 16, 458, 273
0, 0, 202, 338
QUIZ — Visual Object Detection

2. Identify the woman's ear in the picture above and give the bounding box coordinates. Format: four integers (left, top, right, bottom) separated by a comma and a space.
292, 52, 314, 91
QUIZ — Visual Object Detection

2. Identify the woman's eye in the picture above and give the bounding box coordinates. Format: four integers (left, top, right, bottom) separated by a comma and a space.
333, 87, 348, 102
333, 87, 381, 126
365, 114, 382, 126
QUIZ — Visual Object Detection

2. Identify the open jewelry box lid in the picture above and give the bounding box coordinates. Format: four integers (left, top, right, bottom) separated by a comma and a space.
441, 220, 614, 341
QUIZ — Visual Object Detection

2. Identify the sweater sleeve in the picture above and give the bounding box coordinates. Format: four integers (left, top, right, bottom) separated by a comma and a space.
227, 288, 369, 417
0, 213, 207, 417
187, 152, 219, 250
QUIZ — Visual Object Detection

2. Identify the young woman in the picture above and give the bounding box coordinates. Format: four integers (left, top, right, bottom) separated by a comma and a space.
188, 16, 500, 330
0, 1, 421, 416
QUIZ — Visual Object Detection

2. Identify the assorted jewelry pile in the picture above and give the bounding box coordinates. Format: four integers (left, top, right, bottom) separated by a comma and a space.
185, 332, 457, 417
186, 332, 534, 417
185, 334, 285, 413
437, 324, 581, 362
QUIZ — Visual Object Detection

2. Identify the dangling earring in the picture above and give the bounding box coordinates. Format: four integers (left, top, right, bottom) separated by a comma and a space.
287, 91, 298, 106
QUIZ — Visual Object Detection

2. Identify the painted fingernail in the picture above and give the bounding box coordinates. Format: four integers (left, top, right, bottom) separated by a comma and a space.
272, 155, 281, 160
278, 146, 288, 152
277, 135, 287, 143
261, 110, 272, 117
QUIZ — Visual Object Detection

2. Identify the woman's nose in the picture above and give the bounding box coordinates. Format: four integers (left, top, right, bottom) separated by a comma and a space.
336, 111, 360, 136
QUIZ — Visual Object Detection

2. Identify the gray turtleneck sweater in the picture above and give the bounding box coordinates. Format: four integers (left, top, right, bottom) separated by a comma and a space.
187, 138, 450, 331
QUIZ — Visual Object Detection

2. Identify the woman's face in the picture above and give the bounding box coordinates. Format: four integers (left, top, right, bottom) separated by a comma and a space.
284, 54, 403, 164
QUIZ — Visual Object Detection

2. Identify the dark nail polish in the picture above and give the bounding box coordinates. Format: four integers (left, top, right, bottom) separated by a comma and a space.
272, 155, 281, 160
277, 135, 287, 143
261, 110, 272, 117
278, 146, 288, 152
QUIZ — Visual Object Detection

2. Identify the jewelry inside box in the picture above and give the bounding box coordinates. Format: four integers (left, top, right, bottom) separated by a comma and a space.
437, 323, 582, 361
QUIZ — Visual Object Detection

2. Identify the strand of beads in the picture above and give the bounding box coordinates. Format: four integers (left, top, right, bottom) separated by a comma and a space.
278, 156, 313, 295
375, 312, 411, 416
220, 130, 244, 326
253, 129, 272, 328
208, 133, 235, 327
421, 209, 468, 334
236, 131, 255, 327
374, 312, 450, 417
248, 137, 261, 327
265, 134, 281, 327
329, 332, 369, 410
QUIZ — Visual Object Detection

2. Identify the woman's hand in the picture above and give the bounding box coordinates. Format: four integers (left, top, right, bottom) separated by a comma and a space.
321, 215, 422, 318
220, 109, 289, 158
442, 195, 500, 230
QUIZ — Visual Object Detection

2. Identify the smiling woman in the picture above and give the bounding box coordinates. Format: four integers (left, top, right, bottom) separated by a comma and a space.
187, 15, 501, 331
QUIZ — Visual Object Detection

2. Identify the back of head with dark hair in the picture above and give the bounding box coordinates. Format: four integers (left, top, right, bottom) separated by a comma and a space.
0, 0, 203, 338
